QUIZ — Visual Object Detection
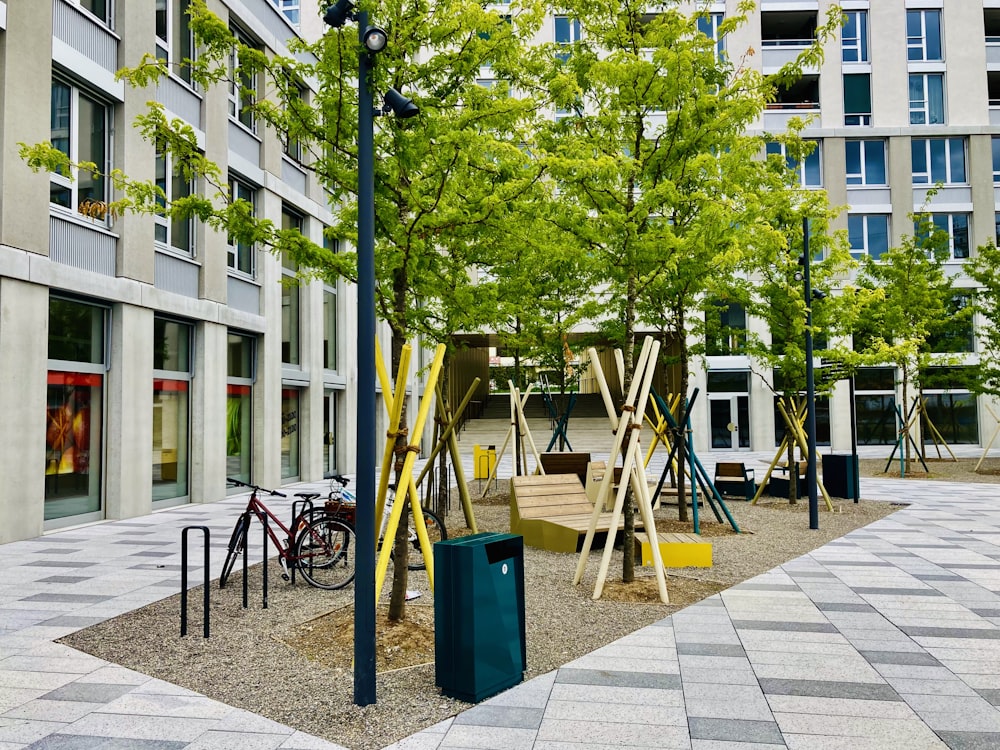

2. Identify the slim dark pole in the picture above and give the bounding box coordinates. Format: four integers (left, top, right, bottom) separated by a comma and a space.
354, 10, 377, 707
803, 218, 819, 530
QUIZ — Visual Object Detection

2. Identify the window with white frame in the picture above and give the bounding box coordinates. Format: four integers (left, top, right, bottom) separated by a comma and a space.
843, 74, 871, 126
848, 214, 889, 260
909, 73, 944, 125
911, 138, 966, 185
846, 140, 886, 186
154, 149, 194, 256
229, 26, 259, 132
766, 140, 822, 188
841, 10, 868, 63
271, 0, 299, 25
915, 213, 970, 259
696, 13, 725, 61
155, 0, 193, 85
71, 0, 112, 27
50, 77, 110, 218
555, 15, 581, 62
907, 9, 942, 62
227, 176, 256, 276
283, 82, 306, 162
993, 137, 1000, 183
281, 206, 303, 366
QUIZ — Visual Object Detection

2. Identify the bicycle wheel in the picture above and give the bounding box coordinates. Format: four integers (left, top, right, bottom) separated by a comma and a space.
220, 513, 250, 588
408, 508, 447, 571
294, 515, 356, 590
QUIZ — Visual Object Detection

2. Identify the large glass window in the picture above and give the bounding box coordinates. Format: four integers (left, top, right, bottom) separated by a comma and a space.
46, 298, 106, 521
841, 10, 868, 63
227, 333, 254, 484
926, 293, 974, 353
155, 0, 193, 84
697, 13, 725, 61
766, 140, 822, 188
920, 367, 978, 444
227, 176, 256, 276
271, 0, 299, 25
229, 26, 259, 131
846, 140, 886, 185
909, 74, 945, 125
912, 138, 966, 185
843, 74, 872, 126
281, 388, 300, 481
993, 137, 1000, 183
848, 215, 890, 260
907, 10, 942, 62
854, 367, 897, 445
71, 0, 112, 26
554, 15, 581, 62
281, 207, 303, 366
914, 213, 970, 260
155, 149, 194, 255
50, 78, 109, 217
705, 301, 747, 356
323, 289, 337, 370
153, 318, 191, 503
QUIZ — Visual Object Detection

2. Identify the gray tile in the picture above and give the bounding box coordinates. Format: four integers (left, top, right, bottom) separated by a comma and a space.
913, 574, 964, 581
676, 643, 747, 658
24, 737, 188, 749
945, 564, 1000, 570
975, 689, 1000, 706
129, 551, 174, 558
851, 587, 944, 596
732, 621, 838, 634
452, 705, 543, 730
732, 584, 801, 591
20, 594, 111, 604
40, 616, 107, 628
19, 562, 98, 569
688, 717, 783, 744
824, 560, 895, 567
971, 610, 1000, 618
902, 626, 1000, 640
112, 540, 172, 545
816, 603, 877, 613
859, 651, 942, 667
554, 668, 681, 690
758, 678, 901, 701
42, 683, 136, 703
935, 731, 1000, 749
787, 571, 836, 579
35, 577, 93, 584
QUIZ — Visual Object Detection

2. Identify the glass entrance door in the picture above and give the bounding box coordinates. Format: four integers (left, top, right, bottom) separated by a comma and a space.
323, 390, 337, 475
709, 395, 749, 450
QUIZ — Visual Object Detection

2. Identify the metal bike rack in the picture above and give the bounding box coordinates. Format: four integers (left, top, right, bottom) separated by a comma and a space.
261, 515, 269, 610
180, 526, 210, 638
289, 498, 315, 585
239, 515, 270, 610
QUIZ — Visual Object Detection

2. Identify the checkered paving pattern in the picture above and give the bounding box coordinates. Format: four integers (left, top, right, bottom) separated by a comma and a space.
3, 446, 1000, 749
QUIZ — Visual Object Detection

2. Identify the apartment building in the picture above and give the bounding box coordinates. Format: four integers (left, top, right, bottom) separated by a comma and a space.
0, 0, 384, 544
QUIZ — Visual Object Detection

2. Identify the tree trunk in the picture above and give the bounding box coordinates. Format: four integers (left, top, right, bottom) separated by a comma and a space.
622, 273, 637, 584
676, 313, 689, 523
388, 274, 409, 621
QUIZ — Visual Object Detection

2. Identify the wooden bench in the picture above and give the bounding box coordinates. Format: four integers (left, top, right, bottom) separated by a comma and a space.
511, 474, 638, 553
769, 461, 807, 498
539, 451, 592, 486
634, 532, 712, 568
714, 462, 756, 502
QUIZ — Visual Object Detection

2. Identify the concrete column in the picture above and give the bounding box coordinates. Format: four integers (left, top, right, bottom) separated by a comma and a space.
190, 321, 228, 503
970, 135, 996, 250
0, 1, 52, 254
105, 304, 154, 519
0, 279, 48, 543
256, 192, 283, 487
889, 135, 913, 247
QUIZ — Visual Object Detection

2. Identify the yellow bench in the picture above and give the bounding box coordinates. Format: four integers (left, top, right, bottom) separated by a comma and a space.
633, 531, 712, 568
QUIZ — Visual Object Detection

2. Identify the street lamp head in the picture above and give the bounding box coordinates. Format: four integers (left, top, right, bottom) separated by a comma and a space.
383, 87, 420, 119
811, 289, 827, 301
362, 26, 389, 53
323, 0, 355, 28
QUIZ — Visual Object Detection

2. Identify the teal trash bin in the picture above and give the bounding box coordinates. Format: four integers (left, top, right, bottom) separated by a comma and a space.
434, 532, 525, 703
823, 453, 860, 501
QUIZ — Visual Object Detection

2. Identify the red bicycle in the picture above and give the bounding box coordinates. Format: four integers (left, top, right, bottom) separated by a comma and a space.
219, 477, 356, 590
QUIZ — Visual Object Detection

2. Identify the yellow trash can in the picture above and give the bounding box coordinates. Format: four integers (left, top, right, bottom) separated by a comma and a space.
473, 445, 497, 479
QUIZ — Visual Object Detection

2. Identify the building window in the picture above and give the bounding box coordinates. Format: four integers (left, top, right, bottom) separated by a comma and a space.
912, 138, 966, 185
705, 301, 747, 356
155, 0, 193, 85
50, 78, 109, 218
843, 74, 871, 126
761, 11, 816, 48
769, 75, 820, 110
153, 318, 192, 503
271, 0, 299, 25
848, 215, 890, 260
281, 388, 300, 481
281, 207, 303, 366
907, 9, 942, 62
992, 137, 1000, 183
854, 367, 897, 445
46, 297, 107, 522
920, 367, 978, 444
227, 333, 254, 484
915, 213, 970, 260
229, 26, 259, 132
71, 0, 112, 26
926, 294, 975, 354
697, 13, 725, 60
554, 15, 581, 61
841, 10, 868, 63
766, 140, 822, 188
155, 149, 194, 255
846, 140, 886, 186
227, 177, 256, 276
284, 84, 306, 163
909, 73, 944, 125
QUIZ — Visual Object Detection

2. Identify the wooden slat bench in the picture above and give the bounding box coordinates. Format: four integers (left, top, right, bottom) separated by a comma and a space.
539, 451, 592, 486
714, 461, 756, 502
634, 531, 712, 568
511, 474, 638, 553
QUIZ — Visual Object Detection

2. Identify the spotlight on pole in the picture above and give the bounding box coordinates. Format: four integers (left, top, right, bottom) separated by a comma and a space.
382, 87, 420, 118
323, 0, 355, 28
362, 26, 389, 53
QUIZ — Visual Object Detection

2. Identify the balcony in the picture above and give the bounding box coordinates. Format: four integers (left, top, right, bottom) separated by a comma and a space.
986, 9, 1000, 68
764, 74, 819, 129
989, 71, 1000, 125
761, 10, 817, 71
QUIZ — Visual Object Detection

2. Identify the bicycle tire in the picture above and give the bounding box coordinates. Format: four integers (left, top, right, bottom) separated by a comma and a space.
408, 508, 447, 571
219, 513, 250, 588
294, 515, 356, 590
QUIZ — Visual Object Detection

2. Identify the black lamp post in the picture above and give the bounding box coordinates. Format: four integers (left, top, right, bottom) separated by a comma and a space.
323, 0, 418, 707
802, 218, 819, 530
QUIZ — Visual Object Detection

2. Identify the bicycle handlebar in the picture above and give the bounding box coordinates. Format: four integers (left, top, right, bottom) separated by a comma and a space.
226, 477, 286, 497
324, 473, 350, 486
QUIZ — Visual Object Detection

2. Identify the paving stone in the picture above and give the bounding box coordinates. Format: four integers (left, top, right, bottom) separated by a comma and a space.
554, 668, 681, 690
688, 717, 783, 744
41, 684, 136, 705
903, 626, 1000, 640
452, 705, 543, 730
24, 736, 188, 749
757, 679, 901, 701
858, 651, 942, 667
676, 643, 746, 657
732, 621, 838, 634
935, 731, 1000, 749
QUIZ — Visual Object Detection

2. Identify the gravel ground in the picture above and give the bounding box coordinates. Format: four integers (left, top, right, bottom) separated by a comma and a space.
61, 483, 900, 750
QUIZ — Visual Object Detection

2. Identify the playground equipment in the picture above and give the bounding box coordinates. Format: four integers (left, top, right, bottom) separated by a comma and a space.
477, 384, 544, 496
539, 373, 577, 451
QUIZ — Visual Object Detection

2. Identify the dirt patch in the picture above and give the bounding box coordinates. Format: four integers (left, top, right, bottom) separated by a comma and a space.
860, 456, 1000, 482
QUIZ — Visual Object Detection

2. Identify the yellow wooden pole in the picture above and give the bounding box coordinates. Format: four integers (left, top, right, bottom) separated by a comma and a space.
374, 343, 411, 536
375, 344, 446, 606
976, 403, 1000, 471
